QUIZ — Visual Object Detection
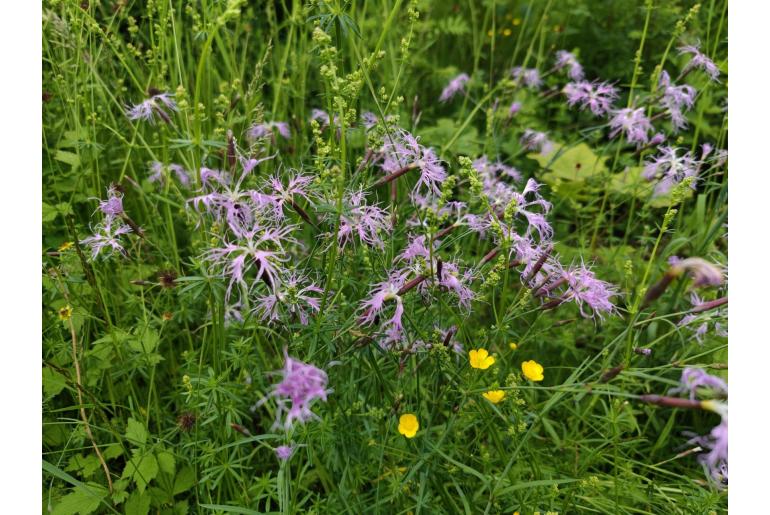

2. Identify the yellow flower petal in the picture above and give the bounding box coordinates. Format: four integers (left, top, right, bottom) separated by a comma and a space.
398, 413, 419, 438
469, 348, 495, 370
482, 390, 506, 404
521, 360, 544, 381
509, 342, 518, 350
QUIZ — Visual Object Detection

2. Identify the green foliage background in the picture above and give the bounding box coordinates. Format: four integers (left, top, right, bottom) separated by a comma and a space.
43, 0, 727, 513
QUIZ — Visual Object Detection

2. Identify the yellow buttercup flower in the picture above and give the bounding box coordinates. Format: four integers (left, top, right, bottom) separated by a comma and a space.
58, 305, 73, 321
482, 390, 505, 404
398, 413, 419, 438
469, 349, 495, 370
503, 28, 512, 37
509, 342, 518, 350
521, 360, 544, 381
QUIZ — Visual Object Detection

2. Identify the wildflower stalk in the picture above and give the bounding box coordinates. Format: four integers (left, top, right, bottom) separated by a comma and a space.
51, 279, 114, 493
690, 296, 728, 313
371, 162, 418, 188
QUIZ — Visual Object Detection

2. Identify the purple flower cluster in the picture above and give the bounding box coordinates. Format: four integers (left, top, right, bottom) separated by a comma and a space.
253, 272, 323, 325
520, 129, 554, 155
669, 367, 728, 401
658, 71, 697, 132
126, 92, 177, 124
554, 50, 584, 81
563, 81, 618, 117
249, 121, 291, 141
379, 130, 447, 198
670, 368, 728, 486
261, 350, 331, 430
148, 161, 191, 188
439, 73, 470, 103
609, 108, 654, 147
190, 150, 323, 315
643, 146, 700, 196
337, 189, 390, 249
679, 44, 720, 81
81, 187, 134, 259
510, 67, 542, 89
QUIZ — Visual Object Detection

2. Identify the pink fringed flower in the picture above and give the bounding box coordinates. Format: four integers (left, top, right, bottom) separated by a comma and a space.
609, 108, 654, 147
439, 73, 470, 102
554, 50, 584, 81
337, 189, 390, 249
679, 43, 720, 81
260, 350, 331, 430
253, 272, 323, 325
563, 81, 618, 117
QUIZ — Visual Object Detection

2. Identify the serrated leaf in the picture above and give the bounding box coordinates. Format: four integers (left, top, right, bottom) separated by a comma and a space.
129, 328, 160, 354
122, 452, 159, 493
125, 418, 147, 447
43, 366, 67, 397
43, 202, 59, 223
66, 453, 101, 478
52, 483, 108, 515
157, 450, 176, 476
124, 490, 152, 515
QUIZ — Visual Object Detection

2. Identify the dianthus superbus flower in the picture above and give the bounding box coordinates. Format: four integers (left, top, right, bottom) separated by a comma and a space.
679, 43, 720, 81
439, 73, 470, 102
260, 350, 331, 430
510, 67, 542, 89
149, 162, 191, 188
669, 367, 728, 401
337, 189, 390, 249
609, 108, 654, 146
275, 445, 295, 461
98, 186, 124, 219
657, 71, 697, 132
126, 91, 177, 124
80, 218, 133, 259
563, 81, 618, 117
643, 146, 699, 196
253, 272, 323, 325
554, 50, 584, 81
248, 121, 291, 141
379, 130, 447, 198
520, 129, 553, 155
565, 263, 617, 319
359, 272, 408, 347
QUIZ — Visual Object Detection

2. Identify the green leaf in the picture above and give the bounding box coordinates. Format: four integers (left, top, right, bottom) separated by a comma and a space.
173, 466, 196, 496
419, 118, 481, 156
43, 202, 59, 223
54, 150, 81, 168
129, 327, 160, 354
124, 490, 152, 515
122, 452, 159, 493
52, 483, 108, 515
125, 418, 148, 447
157, 450, 176, 476
529, 142, 607, 182
43, 366, 68, 397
